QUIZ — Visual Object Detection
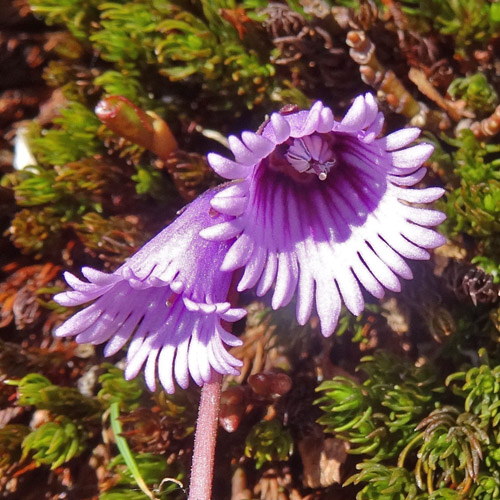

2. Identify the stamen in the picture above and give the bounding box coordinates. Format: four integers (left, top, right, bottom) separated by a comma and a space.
312, 164, 328, 181
284, 134, 336, 180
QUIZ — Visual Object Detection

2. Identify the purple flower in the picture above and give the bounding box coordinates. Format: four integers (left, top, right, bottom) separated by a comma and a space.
202, 94, 446, 336
54, 188, 245, 393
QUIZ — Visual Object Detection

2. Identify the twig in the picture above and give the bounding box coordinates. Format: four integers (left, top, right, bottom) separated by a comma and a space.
471, 104, 500, 138
408, 67, 472, 122
346, 30, 451, 131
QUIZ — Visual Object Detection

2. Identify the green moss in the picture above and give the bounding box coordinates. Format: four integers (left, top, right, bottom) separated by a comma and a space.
318, 352, 500, 499
441, 131, 500, 279
245, 419, 294, 469
31, 103, 103, 166
21, 417, 88, 469
401, 0, 500, 55
29, 0, 101, 40
448, 74, 498, 115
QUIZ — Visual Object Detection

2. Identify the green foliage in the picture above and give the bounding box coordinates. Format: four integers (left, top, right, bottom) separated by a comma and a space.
8, 158, 121, 212
9, 166, 61, 207
132, 165, 169, 199
90, 2, 163, 68
30, 102, 102, 166
100, 452, 184, 500
108, 400, 159, 500
3, 105, 107, 239
85, 1, 276, 109
316, 376, 385, 456
316, 352, 440, 460
414, 408, 487, 491
43, 60, 84, 100
244, 419, 293, 469
3, 144, 137, 257
2, 109, 111, 257
400, 0, 500, 55
446, 361, 500, 427
99, 373, 189, 496
363, 353, 441, 433
153, 390, 198, 438
98, 364, 144, 411
492, 3, 500, 22
317, 352, 500, 499
29, 0, 101, 40
94, 70, 150, 105
13, 373, 102, 420
473, 472, 500, 500
443, 130, 500, 236
8, 207, 66, 256
344, 463, 424, 500
335, 303, 383, 343
441, 130, 500, 279
21, 416, 87, 469
155, 2, 275, 108
448, 74, 498, 115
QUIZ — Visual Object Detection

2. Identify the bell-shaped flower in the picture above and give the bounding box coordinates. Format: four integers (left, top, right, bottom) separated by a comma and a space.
54, 188, 245, 393
202, 94, 446, 336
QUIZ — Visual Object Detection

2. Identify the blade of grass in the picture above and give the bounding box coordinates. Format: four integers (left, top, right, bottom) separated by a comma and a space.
109, 401, 155, 499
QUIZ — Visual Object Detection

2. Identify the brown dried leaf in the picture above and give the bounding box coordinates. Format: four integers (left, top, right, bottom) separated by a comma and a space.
298, 434, 349, 488
0, 262, 62, 330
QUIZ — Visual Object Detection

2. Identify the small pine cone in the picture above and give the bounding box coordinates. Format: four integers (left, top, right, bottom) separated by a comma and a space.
445, 262, 499, 306
262, 2, 351, 93
462, 268, 499, 306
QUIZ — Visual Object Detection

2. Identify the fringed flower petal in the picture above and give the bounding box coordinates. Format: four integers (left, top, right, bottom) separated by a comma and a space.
54, 188, 245, 393
207, 153, 252, 179
390, 144, 434, 170
382, 128, 421, 151
269, 113, 291, 143
340, 95, 367, 131
206, 93, 446, 336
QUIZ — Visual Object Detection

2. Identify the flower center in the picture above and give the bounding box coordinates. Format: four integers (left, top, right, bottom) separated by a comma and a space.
284, 134, 337, 181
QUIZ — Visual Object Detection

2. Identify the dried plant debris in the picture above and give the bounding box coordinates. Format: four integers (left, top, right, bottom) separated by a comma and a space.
262, 2, 357, 96
0, 1, 500, 499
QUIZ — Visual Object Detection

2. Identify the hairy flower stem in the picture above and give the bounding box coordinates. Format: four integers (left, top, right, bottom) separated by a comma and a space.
188, 373, 222, 500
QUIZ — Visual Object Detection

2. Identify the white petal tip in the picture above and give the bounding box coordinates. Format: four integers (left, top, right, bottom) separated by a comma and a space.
207, 152, 251, 180
270, 113, 291, 143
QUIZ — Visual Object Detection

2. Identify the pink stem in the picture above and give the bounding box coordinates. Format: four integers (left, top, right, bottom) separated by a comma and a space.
188, 373, 222, 500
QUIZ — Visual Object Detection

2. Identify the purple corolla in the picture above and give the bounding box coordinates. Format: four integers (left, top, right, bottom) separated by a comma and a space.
54, 93, 446, 392
202, 93, 446, 336
54, 188, 245, 393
